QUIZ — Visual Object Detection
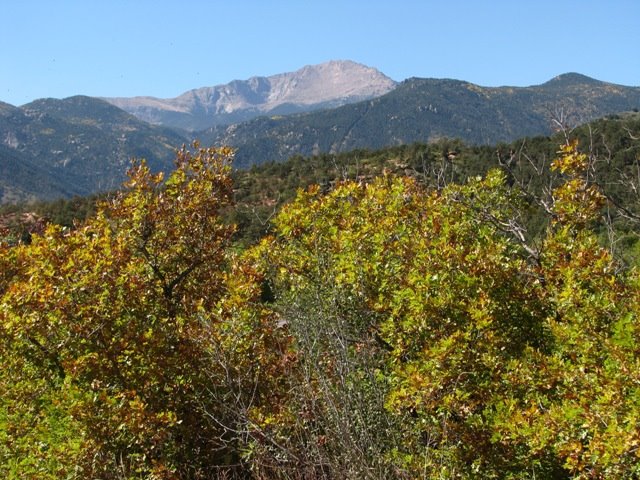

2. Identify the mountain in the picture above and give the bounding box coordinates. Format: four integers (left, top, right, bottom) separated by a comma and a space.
3, 67, 640, 204
199, 74, 640, 167
104, 60, 397, 131
0, 96, 187, 203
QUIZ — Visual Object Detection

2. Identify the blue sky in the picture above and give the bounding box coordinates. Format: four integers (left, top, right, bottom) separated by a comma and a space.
2, 0, 638, 106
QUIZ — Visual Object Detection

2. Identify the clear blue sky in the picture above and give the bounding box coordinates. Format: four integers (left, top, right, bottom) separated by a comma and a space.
2, 0, 639, 106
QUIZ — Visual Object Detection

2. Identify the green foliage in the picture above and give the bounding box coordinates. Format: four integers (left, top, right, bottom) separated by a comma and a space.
2, 125, 640, 478
257, 171, 548, 477
0, 145, 288, 479
253, 140, 640, 478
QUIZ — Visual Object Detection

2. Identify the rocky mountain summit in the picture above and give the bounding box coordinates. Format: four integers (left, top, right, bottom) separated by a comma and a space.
104, 60, 397, 131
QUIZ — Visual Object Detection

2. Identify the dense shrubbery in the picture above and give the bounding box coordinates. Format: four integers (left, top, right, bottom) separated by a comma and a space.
253, 142, 640, 478
2, 130, 640, 478
0, 146, 290, 479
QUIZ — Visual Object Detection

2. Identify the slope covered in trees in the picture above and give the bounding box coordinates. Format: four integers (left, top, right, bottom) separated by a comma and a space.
2, 115, 640, 479
3, 73, 639, 204
0, 96, 188, 203
7, 111, 640, 248
199, 75, 640, 167
221, 111, 640, 249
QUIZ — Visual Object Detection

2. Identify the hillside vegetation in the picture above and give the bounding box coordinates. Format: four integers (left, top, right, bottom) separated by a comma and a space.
2, 112, 640, 478
200, 75, 640, 167
13, 112, 637, 248
2, 72, 639, 204
0, 96, 188, 203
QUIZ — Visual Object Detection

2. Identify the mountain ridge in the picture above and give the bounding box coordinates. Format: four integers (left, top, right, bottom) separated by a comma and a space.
103, 60, 397, 131
198, 74, 640, 167
2, 63, 640, 203
0, 96, 188, 203
542, 72, 605, 87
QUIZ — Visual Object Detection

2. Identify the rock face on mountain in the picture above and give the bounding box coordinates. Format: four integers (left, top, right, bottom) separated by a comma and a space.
104, 60, 397, 131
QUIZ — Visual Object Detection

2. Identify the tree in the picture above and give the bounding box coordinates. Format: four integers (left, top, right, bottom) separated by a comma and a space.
0, 145, 289, 479
254, 141, 640, 478
3, 137, 640, 479
250, 178, 417, 478
487, 141, 640, 478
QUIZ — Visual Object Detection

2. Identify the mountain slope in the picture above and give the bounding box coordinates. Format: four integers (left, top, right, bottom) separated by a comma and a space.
104, 60, 397, 131
198, 74, 640, 167
2, 71, 640, 203
0, 96, 188, 203
0, 144, 75, 203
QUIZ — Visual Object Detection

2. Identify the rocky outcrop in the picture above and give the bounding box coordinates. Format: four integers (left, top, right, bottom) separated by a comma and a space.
104, 60, 397, 131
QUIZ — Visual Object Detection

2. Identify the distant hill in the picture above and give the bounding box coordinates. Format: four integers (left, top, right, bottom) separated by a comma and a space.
0, 143, 73, 204
104, 60, 397, 131
0, 96, 187, 203
199, 73, 640, 167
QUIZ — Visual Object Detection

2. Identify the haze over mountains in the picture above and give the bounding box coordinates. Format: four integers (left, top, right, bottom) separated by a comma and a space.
1, 60, 640, 203
104, 60, 397, 131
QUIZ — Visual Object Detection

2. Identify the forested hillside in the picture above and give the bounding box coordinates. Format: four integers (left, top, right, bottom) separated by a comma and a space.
2, 72, 639, 204
2, 112, 640, 478
229, 112, 640, 246
9, 112, 637, 249
200, 74, 640, 167
0, 96, 188, 203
